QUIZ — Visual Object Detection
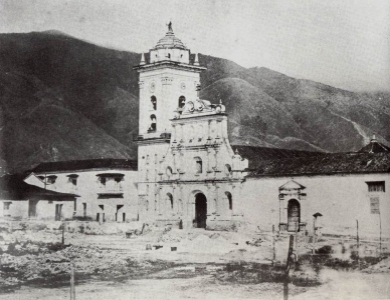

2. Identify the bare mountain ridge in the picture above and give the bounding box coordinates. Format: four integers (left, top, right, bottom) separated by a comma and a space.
0, 31, 388, 173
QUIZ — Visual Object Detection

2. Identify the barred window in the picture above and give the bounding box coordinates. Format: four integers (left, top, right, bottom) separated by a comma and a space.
366, 181, 385, 192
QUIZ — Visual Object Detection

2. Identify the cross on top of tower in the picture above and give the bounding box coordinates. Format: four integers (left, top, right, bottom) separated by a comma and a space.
167, 21, 173, 33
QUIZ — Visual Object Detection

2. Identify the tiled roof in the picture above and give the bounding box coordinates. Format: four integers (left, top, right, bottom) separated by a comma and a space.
153, 29, 186, 50
0, 174, 78, 200
248, 152, 390, 178
232, 145, 324, 170
358, 140, 390, 153
32, 159, 137, 173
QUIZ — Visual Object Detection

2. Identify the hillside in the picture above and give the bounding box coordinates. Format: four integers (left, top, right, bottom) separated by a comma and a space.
0, 31, 389, 173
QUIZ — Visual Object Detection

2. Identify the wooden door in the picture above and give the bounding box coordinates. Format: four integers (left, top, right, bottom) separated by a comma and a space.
287, 200, 300, 232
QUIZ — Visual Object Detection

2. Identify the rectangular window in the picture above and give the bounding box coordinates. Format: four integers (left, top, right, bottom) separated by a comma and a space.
370, 197, 380, 214
3, 202, 11, 210
47, 177, 56, 184
366, 181, 385, 192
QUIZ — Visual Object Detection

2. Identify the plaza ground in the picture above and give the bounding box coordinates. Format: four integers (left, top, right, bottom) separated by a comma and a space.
0, 221, 389, 300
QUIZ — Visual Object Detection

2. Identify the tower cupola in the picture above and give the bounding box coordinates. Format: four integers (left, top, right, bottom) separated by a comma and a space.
149, 22, 190, 64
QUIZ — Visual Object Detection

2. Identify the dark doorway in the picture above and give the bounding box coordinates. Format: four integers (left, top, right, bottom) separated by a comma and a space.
29, 200, 38, 218
194, 193, 207, 228
287, 199, 300, 232
115, 205, 124, 222
55, 204, 63, 221
83, 203, 87, 218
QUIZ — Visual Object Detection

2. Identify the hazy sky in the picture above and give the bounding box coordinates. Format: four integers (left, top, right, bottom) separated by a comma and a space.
0, 0, 389, 91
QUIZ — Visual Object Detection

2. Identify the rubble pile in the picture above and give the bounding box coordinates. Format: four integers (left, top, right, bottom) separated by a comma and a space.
363, 256, 390, 273
0, 233, 166, 291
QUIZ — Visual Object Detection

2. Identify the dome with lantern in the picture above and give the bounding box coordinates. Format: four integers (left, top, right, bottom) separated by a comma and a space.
153, 26, 187, 50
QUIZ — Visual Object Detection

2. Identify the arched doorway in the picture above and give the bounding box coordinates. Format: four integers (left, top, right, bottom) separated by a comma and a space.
287, 199, 300, 232
194, 193, 207, 228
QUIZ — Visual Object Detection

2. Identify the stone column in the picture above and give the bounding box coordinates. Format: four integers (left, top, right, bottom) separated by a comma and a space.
157, 187, 162, 216
214, 149, 219, 172
185, 193, 195, 229
206, 148, 212, 175
172, 124, 177, 142
216, 120, 222, 140
179, 124, 184, 142
232, 184, 244, 218
209, 184, 217, 215
207, 120, 212, 140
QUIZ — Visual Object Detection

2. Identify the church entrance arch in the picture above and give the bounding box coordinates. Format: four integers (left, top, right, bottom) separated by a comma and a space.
287, 199, 300, 232
194, 193, 207, 228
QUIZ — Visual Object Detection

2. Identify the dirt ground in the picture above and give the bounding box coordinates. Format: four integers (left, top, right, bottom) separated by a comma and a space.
0, 221, 389, 300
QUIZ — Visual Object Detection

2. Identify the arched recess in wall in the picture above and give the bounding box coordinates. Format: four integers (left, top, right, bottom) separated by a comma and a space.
287, 199, 300, 232
225, 164, 232, 176
151, 96, 157, 110
189, 125, 195, 142
166, 193, 173, 212
197, 124, 203, 141
225, 192, 233, 211
149, 114, 157, 132
166, 166, 173, 179
178, 96, 186, 109
194, 157, 202, 174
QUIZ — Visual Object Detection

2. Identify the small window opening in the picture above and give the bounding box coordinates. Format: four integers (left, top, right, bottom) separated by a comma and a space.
225, 164, 232, 176
178, 96, 186, 109
46, 175, 57, 184
149, 114, 157, 132
366, 181, 385, 192
166, 167, 173, 178
151, 96, 157, 110
195, 157, 202, 174
167, 193, 173, 210
226, 192, 233, 210
4, 202, 11, 210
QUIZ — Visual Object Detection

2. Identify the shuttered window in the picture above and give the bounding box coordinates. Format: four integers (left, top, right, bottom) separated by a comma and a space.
366, 181, 385, 192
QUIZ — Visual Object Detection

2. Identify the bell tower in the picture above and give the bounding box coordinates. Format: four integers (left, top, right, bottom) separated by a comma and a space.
134, 23, 206, 220
134, 23, 206, 139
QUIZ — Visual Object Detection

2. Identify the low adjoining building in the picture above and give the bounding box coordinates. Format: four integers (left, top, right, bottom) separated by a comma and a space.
24, 159, 138, 222
0, 174, 78, 221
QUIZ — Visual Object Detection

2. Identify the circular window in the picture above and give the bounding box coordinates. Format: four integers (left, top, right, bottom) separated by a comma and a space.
149, 81, 156, 92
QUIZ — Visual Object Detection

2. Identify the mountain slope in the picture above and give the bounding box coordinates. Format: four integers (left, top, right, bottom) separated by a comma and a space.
0, 69, 132, 173
0, 31, 388, 173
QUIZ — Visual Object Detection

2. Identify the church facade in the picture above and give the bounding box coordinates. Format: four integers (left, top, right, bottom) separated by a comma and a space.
134, 26, 248, 230
132, 25, 390, 237
18, 24, 390, 238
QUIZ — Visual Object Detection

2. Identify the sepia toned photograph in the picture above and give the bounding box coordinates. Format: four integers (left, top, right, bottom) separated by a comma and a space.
0, 0, 389, 299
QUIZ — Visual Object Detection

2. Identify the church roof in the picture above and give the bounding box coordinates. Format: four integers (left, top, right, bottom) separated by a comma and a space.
32, 159, 137, 173
358, 136, 390, 153
232, 145, 323, 170
248, 152, 390, 178
0, 174, 78, 200
153, 26, 187, 50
